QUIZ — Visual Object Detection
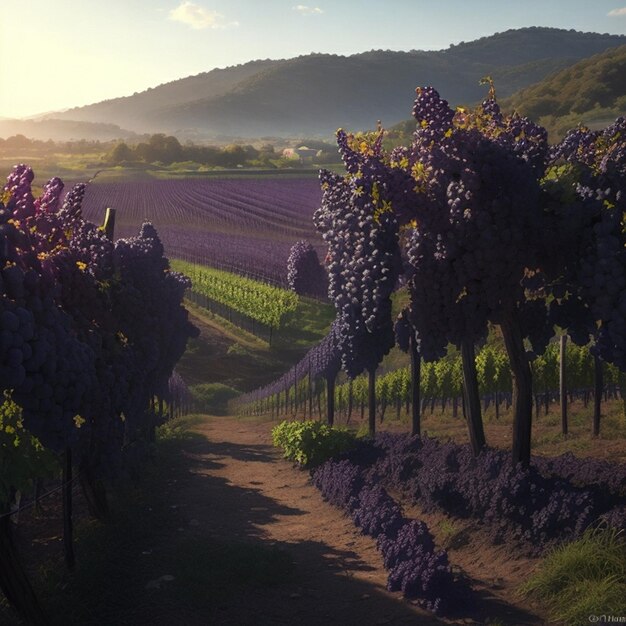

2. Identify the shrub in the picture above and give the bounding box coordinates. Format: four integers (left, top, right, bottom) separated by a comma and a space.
271, 420, 356, 468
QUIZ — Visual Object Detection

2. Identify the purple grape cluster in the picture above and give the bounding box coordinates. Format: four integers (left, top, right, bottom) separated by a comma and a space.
1, 164, 197, 473
286, 239, 328, 298
405, 91, 546, 358
412, 86, 456, 143
545, 119, 626, 370
34, 176, 64, 214
3, 164, 35, 221
314, 158, 402, 384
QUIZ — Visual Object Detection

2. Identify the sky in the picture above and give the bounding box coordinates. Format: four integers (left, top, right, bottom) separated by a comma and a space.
2, 0, 626, 119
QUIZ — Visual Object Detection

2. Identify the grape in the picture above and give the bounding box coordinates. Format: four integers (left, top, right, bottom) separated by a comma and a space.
286, 240, 328, 298
1, 165, 197, 471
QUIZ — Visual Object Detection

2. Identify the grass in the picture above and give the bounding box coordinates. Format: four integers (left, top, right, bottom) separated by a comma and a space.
190, 382, 239, 415
520, 526, 626, 625
438, 519, 459, 543
274, 294, 335, 351
20, 414, 294, 625
177, 282, 334, 394
302, 393, 626, 465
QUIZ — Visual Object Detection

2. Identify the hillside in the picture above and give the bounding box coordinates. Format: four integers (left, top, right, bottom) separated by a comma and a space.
42, 59, 282, 134
503, 44, 626, 139
0, 118, 138, 142
43, 27, 626, 140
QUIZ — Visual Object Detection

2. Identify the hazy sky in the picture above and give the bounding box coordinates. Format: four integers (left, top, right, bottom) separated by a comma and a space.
2, 0, 626, 119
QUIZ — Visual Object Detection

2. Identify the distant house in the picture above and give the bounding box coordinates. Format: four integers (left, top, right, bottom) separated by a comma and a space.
282, 145, 317, 163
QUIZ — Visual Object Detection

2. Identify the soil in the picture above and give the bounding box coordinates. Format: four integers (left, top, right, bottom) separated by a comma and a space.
165, 415, 549, 626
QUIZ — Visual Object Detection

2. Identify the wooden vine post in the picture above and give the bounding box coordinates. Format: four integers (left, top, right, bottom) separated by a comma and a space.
62, 448, 75, 570
560, 335, 568, 435
409, 332, 421, 437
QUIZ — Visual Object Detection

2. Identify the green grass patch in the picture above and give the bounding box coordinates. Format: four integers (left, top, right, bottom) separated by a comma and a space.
521, 526, 626, 625
190, 383, 239, 415
156, 413, 206, 440
272, 295, 335, 351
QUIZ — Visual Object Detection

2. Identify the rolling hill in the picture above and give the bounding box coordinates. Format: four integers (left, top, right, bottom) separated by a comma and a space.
502, 44, 626, 139
28, 27, 626, 140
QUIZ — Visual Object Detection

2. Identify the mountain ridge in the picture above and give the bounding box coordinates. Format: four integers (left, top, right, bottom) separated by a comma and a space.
16, 27, 626, 140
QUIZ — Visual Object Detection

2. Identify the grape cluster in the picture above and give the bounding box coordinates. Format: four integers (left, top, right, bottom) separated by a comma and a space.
412, 86, 455, 143
58, 182, 87, 228
110, 223, 197, 444
393, 309, 412, 353
324, 88, 547, 370
546, 119, 626, 369
35, 176, 64, 214
286, 240, 327, 298
1, 165, 197, 471
314, 165, 402, 379
0, 185, 98, 450
3, 164, 35, 221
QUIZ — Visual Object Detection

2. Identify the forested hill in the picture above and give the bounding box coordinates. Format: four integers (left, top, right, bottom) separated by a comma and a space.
42, 27, 626, 139
502, 44, 626, 139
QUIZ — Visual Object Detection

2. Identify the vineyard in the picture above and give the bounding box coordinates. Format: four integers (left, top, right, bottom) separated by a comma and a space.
171, 259, 299, 341
239, 338, 626, 429
233, 86, 626, 622
2, 81, 626, 626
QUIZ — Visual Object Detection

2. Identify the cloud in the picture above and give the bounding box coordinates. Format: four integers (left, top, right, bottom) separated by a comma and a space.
293, 5, 324, 15
168, 2, 238, 29
608, 7, 626, 16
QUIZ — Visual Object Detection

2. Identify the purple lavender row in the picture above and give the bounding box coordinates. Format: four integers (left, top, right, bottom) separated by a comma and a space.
79, 178, 325, 285
370, 433, 626, 550
312, 453, 469, 614
80, 178, 321, 232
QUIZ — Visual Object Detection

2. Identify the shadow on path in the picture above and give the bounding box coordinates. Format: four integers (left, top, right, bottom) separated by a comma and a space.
152, 432, 447, 626
152, 427, 542, 626
8, 421, 544, 626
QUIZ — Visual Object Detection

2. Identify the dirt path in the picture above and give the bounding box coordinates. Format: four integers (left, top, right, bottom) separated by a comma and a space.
167, 415, 546, 626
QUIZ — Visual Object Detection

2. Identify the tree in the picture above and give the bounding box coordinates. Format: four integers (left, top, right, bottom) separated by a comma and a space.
110, 142, 134, 164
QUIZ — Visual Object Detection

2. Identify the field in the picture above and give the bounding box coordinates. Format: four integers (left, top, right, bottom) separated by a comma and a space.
80, 173, 325, 285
